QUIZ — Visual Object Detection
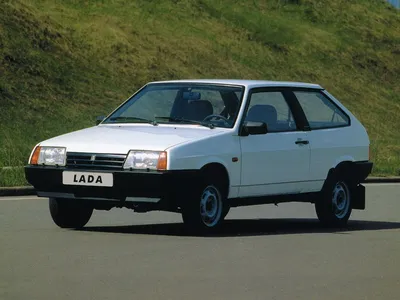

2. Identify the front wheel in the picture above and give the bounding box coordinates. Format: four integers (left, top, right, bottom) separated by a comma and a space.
181, 181, 227, 234
49, 198, 93, 229
315, 177, 353, 227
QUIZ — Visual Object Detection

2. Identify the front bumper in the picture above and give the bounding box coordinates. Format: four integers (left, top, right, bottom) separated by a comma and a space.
25, 166, 199, 203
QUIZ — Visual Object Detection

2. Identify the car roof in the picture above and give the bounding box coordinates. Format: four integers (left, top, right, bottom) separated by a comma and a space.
148, 79, 323, 89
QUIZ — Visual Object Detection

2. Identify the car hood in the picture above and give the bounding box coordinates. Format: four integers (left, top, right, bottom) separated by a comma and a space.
39, 124, 228, 154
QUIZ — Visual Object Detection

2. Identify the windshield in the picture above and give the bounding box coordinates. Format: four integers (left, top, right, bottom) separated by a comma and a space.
103, 83, 245, 128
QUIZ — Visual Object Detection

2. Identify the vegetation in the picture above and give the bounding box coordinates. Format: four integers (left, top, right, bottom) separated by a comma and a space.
0, 0, 399, 186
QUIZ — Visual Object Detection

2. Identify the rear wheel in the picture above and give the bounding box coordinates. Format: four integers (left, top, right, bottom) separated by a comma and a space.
49, 198, 93, 229
315, 175, 353, 227
181, 178, 227, 234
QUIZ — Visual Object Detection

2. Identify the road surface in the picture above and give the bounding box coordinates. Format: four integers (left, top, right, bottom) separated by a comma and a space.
1, 183, 399, 300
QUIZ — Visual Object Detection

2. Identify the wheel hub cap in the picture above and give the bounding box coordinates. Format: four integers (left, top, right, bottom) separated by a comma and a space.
332, 181, 350, 219
200, 185, 222, 227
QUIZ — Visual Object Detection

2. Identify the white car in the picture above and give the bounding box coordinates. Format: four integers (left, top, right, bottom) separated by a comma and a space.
25, 80, 373, 233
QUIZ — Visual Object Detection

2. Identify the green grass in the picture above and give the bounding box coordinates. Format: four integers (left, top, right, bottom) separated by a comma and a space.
0, 0, 399, 186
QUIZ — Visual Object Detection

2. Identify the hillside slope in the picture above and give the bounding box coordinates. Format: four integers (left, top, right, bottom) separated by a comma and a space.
0, 0, 399, 186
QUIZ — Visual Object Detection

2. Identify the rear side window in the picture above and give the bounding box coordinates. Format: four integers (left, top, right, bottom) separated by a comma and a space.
294, 91, 350, 129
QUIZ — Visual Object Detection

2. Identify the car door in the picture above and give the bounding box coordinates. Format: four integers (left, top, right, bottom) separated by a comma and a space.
238, 89, 311, 197
292, 89, 352, 192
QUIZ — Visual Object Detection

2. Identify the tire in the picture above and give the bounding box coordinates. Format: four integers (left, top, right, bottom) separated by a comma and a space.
181, 177, 227, 234
315, 173, 353, 227
49, 198, 93, 229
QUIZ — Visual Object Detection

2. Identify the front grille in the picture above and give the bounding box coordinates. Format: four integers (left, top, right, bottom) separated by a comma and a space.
66, 152, 127, 170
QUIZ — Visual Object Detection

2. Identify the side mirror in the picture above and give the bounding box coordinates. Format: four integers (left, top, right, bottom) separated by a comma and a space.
96, 115, 105, 125
241, 121, 268, 136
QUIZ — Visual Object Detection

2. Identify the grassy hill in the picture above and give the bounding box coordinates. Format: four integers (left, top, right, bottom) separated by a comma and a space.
0, 0, 399, 186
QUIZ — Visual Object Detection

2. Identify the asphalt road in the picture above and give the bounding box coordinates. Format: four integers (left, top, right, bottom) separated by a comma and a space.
1, 184, 399, 300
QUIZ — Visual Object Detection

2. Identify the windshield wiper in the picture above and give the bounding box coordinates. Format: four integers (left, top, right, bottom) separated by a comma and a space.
109, 116, 158, 126
155, 116, 214, 129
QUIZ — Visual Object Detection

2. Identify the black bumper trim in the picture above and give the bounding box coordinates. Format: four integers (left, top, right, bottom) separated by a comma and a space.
354, 161, 374, 183
25, 166, 200, 200
36, 191, 161, 203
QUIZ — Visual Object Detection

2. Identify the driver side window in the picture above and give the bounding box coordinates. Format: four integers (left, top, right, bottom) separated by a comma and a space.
245, 91, 297, 132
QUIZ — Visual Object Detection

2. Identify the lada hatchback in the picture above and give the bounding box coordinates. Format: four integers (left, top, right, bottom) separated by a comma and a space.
25, 80, 373, 233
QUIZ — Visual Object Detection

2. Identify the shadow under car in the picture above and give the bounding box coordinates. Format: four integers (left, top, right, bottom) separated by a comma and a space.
76, 218, 400, 237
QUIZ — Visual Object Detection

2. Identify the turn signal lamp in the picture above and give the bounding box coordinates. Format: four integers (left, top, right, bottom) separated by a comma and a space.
157, 152, 168, 171
30, 146, 41, 165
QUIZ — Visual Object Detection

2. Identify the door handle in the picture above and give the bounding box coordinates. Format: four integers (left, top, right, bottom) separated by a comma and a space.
295, 140, 309, 145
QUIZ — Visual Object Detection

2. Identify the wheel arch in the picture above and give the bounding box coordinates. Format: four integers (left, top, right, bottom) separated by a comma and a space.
323, 160, 356, 190
320, 160, 367, 212
332, 156, 355, 169
200, 162, 230, 197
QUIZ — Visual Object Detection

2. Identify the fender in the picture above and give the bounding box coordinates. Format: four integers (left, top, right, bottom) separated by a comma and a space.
197, 156, 230, 171
197, 157, 240, 199
332, 156, 355, 169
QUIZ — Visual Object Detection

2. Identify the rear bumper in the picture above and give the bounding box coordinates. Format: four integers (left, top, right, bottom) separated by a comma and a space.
351, 161, 373, 210
354, 161, 374, 183
24, 166, 199, 203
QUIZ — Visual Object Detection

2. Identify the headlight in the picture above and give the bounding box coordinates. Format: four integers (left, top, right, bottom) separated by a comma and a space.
123, 151, 167, 171
30, 146, 66, 166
